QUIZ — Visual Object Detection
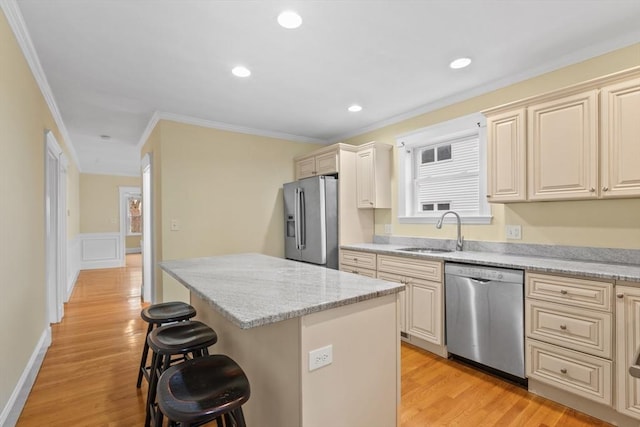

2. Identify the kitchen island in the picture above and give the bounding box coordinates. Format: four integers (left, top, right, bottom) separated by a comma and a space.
160, 253, 404, 427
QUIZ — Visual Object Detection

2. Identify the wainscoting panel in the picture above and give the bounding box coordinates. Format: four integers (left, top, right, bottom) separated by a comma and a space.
66, 237, 81, 300
79, 233, 123, 270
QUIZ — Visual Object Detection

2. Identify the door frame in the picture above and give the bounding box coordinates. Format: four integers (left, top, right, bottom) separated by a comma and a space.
119, 186, 142, 265
45, 130, 67, 323
141, 153, 154, 303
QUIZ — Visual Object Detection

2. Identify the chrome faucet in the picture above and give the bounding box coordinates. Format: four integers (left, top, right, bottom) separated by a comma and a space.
436, 210, 464, 251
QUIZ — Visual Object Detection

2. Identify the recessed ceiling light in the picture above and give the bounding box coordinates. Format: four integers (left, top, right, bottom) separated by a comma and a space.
348, 105, 363, 113
232, 66, 251, 77
277, 10, 302, 29
449, 57, 472, 69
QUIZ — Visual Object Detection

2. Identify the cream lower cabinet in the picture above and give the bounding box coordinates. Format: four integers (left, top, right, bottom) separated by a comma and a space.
525, 272, 614, 405
377, 255, 443, 346
615, 285, 640, 420
339, 249, 376, 278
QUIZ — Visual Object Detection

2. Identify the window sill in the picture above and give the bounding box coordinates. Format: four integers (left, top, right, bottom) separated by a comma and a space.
398, 215, 493, 225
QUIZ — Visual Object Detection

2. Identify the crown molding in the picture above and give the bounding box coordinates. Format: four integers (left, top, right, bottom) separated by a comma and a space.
137, 110, 329, 149
1, 0, 82, 171
330, 34, 640, 143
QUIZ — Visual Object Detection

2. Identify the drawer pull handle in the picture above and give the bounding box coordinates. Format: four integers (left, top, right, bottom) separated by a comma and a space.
560, 368, 568, 374
560, 289, 568, 295
352, 270, 359, 274
560, 324, 567, 330
617, 293, 624, 299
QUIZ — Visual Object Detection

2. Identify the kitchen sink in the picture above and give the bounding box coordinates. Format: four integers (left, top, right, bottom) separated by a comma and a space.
397, 247, 454, 254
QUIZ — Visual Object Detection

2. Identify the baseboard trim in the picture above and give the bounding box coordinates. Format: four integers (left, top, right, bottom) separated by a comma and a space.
66, 268, 79, 300
0, 327, 51, 426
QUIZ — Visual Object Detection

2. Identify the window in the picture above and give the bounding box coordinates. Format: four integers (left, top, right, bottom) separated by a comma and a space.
127, 196, 142, 235
396, 113, 491, 224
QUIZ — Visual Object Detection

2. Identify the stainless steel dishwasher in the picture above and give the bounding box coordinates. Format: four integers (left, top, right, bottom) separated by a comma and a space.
445, 263, 525, 381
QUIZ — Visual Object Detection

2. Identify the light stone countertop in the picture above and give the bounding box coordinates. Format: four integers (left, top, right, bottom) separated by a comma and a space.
160, 253, 404, 329
341, 243, 640, 283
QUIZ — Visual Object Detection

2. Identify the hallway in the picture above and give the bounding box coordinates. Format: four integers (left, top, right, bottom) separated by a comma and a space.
17, 254, 147, 425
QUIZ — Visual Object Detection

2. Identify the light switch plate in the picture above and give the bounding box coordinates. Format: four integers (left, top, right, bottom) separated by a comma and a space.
384, 224, 392, 234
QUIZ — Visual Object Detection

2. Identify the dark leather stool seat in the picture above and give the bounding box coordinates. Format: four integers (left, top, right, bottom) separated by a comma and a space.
137, 301, 196, 388
157, 355, 250, 427
146, 320, 218, 427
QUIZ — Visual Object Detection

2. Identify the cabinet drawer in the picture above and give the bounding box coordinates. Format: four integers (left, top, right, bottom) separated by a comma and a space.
526, 273, 612, 311
340, 250, 377, 269
526, 300, 612, 359
339, 265, 376, 278
377, 255, 441, 282
526, 339, 612, 405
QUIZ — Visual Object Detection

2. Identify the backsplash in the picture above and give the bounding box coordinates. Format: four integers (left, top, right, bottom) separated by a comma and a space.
373, 235, 640, 266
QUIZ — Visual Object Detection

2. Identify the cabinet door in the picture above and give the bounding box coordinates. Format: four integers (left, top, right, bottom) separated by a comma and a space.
600, 77, 640, 198
377, 271, 407, 334
527, 90, 598, 200
616, 286, 640, 419
356, 147, 376, 208
486, 108, 527, 202
296, 157, 316, 179
314, 151, 339, 175
407, 277, 443, 345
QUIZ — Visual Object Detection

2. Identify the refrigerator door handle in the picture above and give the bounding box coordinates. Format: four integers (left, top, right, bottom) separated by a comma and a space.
299, 188, 306, 249
295, 188, 306, 250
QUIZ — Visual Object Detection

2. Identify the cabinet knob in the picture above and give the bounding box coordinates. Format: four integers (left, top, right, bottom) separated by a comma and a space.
560, 368, 568, 374
602, 186, 609, 192
486, 195, 491, 198
589, 188, 596, 192
560, 289, 568, 295
370, 202, 374, 205
353, 258, 358, 262
617, 293, 624, 299
560, 324, 567, 330
352, 270, 358, 274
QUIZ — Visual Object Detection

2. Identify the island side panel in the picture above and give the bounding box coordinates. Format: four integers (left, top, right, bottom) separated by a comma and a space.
191, 293, 302, 427
300, 293, 400, 427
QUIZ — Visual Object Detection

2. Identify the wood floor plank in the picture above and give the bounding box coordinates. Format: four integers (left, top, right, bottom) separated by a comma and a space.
17, 255, 613, 426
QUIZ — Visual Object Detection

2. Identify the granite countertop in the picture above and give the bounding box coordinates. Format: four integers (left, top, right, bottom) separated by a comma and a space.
341, 243, 640, 283
160, 253, 404, 329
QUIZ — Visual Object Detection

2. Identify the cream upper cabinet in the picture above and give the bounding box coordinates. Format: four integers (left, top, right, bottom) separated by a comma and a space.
355, 142, 392, 209
615, 285, 640, 420
486, 108, 527, 202
600, 77, 640, 198
295, 148, 339, 180
527, 90, 599, 201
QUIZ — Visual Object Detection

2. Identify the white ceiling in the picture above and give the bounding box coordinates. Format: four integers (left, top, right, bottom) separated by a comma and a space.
11, 0, 640, 176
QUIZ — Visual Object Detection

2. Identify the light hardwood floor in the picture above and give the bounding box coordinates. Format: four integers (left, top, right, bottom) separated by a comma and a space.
17, 254, 611, 426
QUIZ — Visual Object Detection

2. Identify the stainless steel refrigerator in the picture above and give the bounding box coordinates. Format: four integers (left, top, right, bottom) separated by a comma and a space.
283, 175, 338, 269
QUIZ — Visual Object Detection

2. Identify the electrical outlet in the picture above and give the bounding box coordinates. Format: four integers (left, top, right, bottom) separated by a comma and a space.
384, 224, 392, 234
309, 344, 333, 371
505, 225, 522, 240
170, 219, 181, 231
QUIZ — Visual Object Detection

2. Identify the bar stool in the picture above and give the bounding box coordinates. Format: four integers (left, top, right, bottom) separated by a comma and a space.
156, 355, 250, 427
146, 320, 218, 427
137, 301, 197, 388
